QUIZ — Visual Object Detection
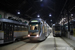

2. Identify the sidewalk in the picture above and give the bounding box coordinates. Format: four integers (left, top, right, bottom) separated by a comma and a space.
62, 37, 75, 50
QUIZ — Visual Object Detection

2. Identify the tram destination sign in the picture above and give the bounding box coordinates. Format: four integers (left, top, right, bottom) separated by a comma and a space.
31, 20, 39, 22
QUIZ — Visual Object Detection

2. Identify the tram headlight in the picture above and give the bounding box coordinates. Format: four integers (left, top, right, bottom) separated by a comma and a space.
36, 34, 39, 37
28, 34, 30, 37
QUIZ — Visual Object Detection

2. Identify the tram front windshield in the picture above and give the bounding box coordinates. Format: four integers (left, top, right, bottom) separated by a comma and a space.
55, 26, 60, 31
29, 23, 40, 31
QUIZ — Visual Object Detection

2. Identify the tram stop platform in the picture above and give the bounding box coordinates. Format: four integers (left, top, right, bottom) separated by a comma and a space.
0, 33, 75, 50
62, 37, 75, 49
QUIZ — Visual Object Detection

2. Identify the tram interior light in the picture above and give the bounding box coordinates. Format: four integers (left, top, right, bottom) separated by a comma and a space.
36, 24, 38, 26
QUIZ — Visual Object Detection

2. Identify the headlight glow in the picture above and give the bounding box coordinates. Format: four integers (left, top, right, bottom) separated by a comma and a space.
36, 34, 39, 37
28, 34, 30, 37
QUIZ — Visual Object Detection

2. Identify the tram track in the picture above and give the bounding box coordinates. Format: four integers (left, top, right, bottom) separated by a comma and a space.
54, 37, 57, 50
13, 41, 28, 50
13, 39, 40, 50
61, 37, 75, 50
31, 43, 40, 50
13, 39, 29, 50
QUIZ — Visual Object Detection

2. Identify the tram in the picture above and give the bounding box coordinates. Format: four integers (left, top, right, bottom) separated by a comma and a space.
52, 24, 61, 37
0, 18, 28, 44
28, 18, 50, 41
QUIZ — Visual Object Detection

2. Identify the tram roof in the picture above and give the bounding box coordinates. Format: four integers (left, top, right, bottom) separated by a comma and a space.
30, 18, 44, 22
0, 18, 28, 26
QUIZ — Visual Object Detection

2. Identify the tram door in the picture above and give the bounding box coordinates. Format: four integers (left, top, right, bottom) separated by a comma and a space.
3, 23, 14, 42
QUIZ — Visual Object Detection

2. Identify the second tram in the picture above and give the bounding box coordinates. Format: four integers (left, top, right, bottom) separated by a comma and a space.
53, 24, 61, 37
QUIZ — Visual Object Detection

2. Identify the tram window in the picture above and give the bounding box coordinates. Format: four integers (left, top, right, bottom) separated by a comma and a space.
42, 26, 44, 33
0, 14, 2, 18
22, 26, 25, 31
18, 25, 21, 31
34, 26, 37, 30
18, 25, 22, 31
22, 26, 27, 31
14, 25, 16, 31
44, 26, 47, 32
14, 25, 18, 31
0, 22, 2, 30
54, 26, 61, 31
21, 26, 22, 31
30, 26, 35, 30
70, 22, 75, 35
29, 23, 39, 31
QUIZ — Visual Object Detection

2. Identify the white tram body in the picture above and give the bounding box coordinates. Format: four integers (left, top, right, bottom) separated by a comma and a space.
28, 18, 50, 41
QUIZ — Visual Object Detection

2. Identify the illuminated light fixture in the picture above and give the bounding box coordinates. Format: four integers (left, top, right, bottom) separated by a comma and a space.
37, 14, 40, 17
40, 0, 43, 2
31, 20, 38, 22
17, 11, 20, 14
49, 14, 52, 17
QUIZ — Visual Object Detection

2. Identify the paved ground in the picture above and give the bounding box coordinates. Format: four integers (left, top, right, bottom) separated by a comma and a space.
0, 33, 74, 50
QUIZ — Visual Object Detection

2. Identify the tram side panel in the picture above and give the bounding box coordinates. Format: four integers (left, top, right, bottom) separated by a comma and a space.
0, 24, 28, 44
0, 31, 4, 44
39, 22, 49, 40
0, 22, 3, 44
44, 24, 49, 37
47, 26, 51, 36
0, 18, 29, 44
0, 22, 14, 44
14, 31, 28, 40
14, 25, 28, 41
41, 25, 47, 40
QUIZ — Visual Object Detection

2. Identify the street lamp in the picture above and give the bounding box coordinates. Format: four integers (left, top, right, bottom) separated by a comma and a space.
40, 0, 43, 2
17, 11, 20, 14
37, 14, 40, 17
49, 14, 52, 17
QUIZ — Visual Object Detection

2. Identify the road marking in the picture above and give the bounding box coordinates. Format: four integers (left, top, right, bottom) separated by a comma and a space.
54, 37, 57, 50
